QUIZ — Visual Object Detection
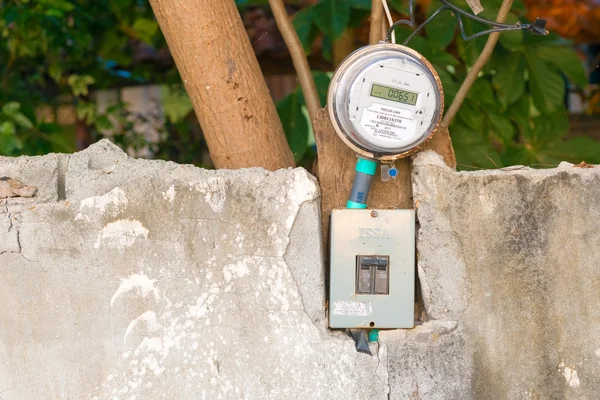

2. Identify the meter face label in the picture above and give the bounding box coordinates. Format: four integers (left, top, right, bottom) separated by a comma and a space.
360, 103, 416, 142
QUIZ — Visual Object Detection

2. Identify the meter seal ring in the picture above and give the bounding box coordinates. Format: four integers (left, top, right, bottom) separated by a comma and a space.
327, 43, 444, 162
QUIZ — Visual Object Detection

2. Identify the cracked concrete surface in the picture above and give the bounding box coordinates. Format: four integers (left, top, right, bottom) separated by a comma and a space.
4, 143, 600, 399
397, 151, 600, 399
0, 141, 387, 399
0, 206, 19, 254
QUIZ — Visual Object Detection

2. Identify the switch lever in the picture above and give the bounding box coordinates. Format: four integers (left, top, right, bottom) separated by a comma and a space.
356, 255, 389, 295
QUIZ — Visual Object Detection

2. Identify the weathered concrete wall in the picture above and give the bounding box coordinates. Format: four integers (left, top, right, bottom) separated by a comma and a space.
2, 142, 600, 399
389, 151, 600, 399
0, 141, 387, 399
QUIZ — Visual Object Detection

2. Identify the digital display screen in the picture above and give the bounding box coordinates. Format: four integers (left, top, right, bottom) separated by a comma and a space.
370, 84, 418, 106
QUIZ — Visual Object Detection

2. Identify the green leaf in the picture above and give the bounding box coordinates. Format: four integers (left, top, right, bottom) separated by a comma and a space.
348, 0, 371, 10
492, 50, 525, 109
509, 0, 527, 13
388, 0, 408, 13
48, 62, 63, 83
312, 0, 351, 40
95, 115, 113, 131
40, 127, 76, 153
68, 74, 95, 97
388, 24, 413, 44
456, 102, 484, 131
498, 14, 523, 51
535, 47, 588, 88
45, 8, 65, 17
321, 34, 333, 62
2, 102, 21, 117
524, 113, 569, 146
501, 145, 536, 166
506, 95, 531, 134
427, 50, 456, 66
39, 0, 74, 12
487, 113, 514, 145
477, 8, 523, 50
12, 113, 33, 129
277, 91, 309, 162
131, 18, 158, 44
160, 85, 193, 124
0, 121, 19, 155
434, 66, 458, 106
542, 137, 600, 165
98, 30, 130, 65
348, 7, 370, 29
408, 36, 454, 66
0, 121, 16, 136
467, 78, 496, 107
76, 101, 96, 124
454, 19, 487, 66
525, 53, 565, 114
452, 123, 502, 169
312, 71, 332, 106
523, 30, 565, 48
404, 35, 431, 57
425, 1, 457, 49
293, 8, 318, 54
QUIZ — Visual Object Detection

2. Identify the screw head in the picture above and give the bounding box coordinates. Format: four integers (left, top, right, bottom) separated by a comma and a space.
370, 210, 378, 218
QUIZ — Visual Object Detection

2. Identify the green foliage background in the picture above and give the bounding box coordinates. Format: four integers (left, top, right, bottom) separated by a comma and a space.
275, 0, 600, 168
0, 0, 201, 163
1, 0, 598, 169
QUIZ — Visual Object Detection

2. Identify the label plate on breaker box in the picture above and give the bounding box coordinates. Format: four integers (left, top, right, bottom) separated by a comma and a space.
329, 209, 415, 329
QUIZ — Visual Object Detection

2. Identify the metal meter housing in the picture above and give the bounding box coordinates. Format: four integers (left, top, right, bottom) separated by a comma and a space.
328, 43, 444, 162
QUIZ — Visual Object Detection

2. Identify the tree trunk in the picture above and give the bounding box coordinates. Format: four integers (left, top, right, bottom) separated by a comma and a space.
149, 0, 295, 170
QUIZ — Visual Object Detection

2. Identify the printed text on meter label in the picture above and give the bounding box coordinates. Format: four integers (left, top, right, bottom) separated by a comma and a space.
360, 103, 417, 142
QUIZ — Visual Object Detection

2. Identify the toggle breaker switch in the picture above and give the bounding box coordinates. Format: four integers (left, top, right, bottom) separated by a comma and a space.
356, 255, 389, 295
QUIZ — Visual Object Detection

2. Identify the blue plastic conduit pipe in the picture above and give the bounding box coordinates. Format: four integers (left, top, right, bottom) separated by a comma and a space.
346, 157, 378, 209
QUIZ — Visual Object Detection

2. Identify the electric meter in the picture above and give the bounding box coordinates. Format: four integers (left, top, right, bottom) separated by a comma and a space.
327, 43, 444, 161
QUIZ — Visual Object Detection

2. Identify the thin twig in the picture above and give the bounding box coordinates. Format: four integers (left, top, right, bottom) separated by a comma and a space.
441, 0, 514, 127
485, 154, 499, 168
370, 0, 384, 44
1, 56, 14, 90
268, 0, 321, 123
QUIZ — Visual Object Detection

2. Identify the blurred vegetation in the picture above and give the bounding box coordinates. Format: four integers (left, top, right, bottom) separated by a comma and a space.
0, 0, 204, 164
274, 0, 600, 168
1, 0, 599, 169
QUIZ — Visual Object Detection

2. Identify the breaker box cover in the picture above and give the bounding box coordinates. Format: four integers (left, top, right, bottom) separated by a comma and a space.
329, 209, 415, 329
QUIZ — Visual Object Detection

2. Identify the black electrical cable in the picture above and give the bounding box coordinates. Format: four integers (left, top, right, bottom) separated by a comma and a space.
385, 0, 548, 45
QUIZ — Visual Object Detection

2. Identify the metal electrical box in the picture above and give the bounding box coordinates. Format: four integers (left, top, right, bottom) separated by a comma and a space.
329, 209, 415, 329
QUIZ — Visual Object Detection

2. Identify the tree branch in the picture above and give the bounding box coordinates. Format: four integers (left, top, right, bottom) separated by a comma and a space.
2, 56, 14, 90
268, 0, 321, 123
370, 0, 385, 44
441, 0, 514, 127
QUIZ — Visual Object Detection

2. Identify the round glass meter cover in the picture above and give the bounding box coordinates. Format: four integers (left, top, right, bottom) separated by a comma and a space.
328, 44, 444, 159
